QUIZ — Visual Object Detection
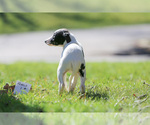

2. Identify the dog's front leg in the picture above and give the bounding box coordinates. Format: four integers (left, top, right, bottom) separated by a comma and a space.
68, 75, 73, 92
70, 74, 79, 92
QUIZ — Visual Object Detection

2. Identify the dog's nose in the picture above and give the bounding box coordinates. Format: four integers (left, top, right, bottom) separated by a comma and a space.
45, 41, 47, 43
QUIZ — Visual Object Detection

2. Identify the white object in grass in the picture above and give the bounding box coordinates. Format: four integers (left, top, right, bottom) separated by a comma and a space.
14, 81, 31, 94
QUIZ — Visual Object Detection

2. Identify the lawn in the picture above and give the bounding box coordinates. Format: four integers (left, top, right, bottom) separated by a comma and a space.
0, 0, 150, 12
0, 62, 150, 112
1, 13, 150, 34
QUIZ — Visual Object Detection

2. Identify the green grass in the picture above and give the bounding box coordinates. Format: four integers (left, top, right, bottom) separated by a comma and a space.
0, 0, 150, 12
0, 62, 150, 112
0, 13, 150, 34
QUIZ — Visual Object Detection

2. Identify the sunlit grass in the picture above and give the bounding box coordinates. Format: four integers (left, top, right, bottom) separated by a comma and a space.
0, 62, 150, 112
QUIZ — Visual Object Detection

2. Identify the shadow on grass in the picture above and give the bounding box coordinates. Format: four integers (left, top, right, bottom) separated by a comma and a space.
86, 86, 109, 101
0, 93, 43, 112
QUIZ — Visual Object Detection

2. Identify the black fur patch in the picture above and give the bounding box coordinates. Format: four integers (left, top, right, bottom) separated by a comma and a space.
79, 63, 85, 77
63, 31, 71, 43
51, 31, 65, 45
51, 29, 71, 45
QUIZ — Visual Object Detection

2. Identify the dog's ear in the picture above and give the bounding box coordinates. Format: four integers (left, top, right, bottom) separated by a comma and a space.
63, 31, 71, 43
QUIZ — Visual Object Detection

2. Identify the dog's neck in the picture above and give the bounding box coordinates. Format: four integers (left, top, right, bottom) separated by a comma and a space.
63, 33, 78, 47
60, 33, 83, 58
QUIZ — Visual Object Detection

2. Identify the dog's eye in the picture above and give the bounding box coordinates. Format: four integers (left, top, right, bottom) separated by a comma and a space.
53, 33, 57, 37
52, 36, 55, 41
51, 38, 55, 42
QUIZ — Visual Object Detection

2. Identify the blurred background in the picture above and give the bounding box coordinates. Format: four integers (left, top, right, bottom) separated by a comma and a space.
0, 0, 150, 12
0, 13, 150, 63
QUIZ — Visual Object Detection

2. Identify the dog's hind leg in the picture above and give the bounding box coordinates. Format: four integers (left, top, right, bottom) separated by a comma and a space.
58, 73, 65, 95
80, 75, 85, 94
57, 67, 66, 95
79, 63, 86, 94
63, 73, 68, 91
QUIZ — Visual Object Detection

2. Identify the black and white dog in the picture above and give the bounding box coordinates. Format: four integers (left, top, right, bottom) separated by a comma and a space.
45, 29, 86, 94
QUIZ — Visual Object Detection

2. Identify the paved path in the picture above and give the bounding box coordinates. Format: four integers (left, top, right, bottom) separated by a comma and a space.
0, 24, 150, 63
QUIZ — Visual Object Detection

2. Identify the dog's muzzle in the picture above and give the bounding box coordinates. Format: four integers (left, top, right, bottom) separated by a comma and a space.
45, 38, 52, 45
45, 40, 49, 45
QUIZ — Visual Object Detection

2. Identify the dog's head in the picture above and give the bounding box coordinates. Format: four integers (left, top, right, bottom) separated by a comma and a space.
45, 28, 71, 46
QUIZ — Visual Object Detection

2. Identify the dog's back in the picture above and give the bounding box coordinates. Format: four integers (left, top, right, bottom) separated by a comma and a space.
60, 42, 85, 74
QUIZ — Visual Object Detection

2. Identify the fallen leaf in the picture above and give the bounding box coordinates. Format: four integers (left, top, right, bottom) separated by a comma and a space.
3, 83, 15, 92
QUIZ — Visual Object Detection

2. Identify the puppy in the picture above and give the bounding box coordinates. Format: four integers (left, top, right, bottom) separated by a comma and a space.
45, 28, 86, 94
